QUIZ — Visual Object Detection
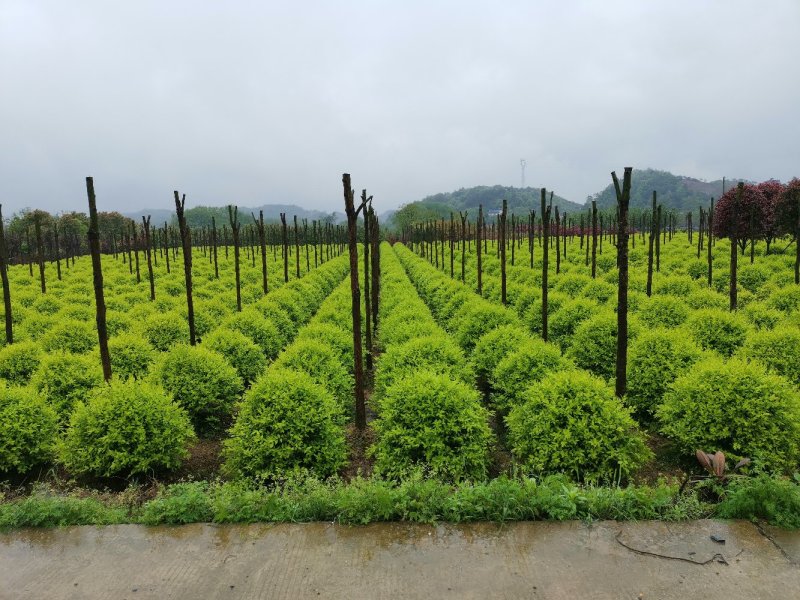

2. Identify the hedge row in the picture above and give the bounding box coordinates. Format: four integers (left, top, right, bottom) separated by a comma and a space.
394, 243, 650, 481
370, 243, 491, 481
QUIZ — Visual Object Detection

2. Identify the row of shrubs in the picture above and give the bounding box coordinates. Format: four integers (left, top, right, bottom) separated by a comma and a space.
370, 243, 492, 480
0, 255, 350, 478
393, 243, 651, 481
2, 244, 334, 351
416, 239, 800, 473
222, 278, 358, 481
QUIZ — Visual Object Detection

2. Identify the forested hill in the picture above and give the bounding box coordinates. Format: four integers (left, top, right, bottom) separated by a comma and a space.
125, 205, 341, 228
391, 185, 583, 230
589, 169, 747, 213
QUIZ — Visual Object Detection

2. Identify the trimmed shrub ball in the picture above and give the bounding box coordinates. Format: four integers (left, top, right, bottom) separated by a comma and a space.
658, 357, 800, 472
470, 325, 529, 381
108, 333, 157, 381
626, 329, 704, 422
375, 335, 473, 395
223, 368, 347, 480
41, 320, 96, 354
739, 329, 800, 388
142, 311, 188, 351
273, 339, 353, 420
204, 328, 267, 387
686, 309, 749, 357
567, 311, 638, 381
490, 339, 572, 413
31, 352, 104, 420
372, 370, 492, 481
0, 383, 58, 474
506, 370, 651, 481
60, 380, 194, 477
153, 345, 243, 436
0, 341, 42, 385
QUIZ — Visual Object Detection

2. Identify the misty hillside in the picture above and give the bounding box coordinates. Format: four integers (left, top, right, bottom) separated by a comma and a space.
125, 205, 343, 228
390, 185, 582, 229
588, 169, 748, 213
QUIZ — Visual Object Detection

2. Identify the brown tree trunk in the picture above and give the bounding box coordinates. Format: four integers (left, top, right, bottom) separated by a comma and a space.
34, 215, 46, 293
591, 201, 598, 278
612, 168, 632, 398
0, 205, 13, 344
730, 183, 743, 311
646, 191, 656, 297
362, 193, 372, 371
229, 206, 242, 311
174, 191, 196, 345
541, 189, 551, 341
142, 216, 155, 301
211, 216, 219, 279
86, 178, 112, 381
343, 174, 366, 431
500, 199, 508, 305
281, 213, 289, 283
477, 205, 483, 295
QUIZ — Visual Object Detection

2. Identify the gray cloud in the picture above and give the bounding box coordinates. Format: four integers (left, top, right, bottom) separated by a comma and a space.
1, 0, 798, 216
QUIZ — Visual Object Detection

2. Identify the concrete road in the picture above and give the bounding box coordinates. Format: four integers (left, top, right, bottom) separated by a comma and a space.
1, 520, 798, 599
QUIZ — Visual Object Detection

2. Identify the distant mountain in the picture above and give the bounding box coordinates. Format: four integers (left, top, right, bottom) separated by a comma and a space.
389, 185, 583, 230
125, 204, 344, 228
124, 208, 174, 225
588, 169, 748, 213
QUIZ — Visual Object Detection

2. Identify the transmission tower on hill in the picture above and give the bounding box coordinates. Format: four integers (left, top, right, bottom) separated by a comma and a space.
520, 159, 527, 188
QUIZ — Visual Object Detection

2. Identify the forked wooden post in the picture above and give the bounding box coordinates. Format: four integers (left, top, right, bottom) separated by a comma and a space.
142, 216, 155, 301
343, 174, 367, 430
86, 177, 112, 381
0, 205, 13, 344
228, 205, 242, 311
541, 189, 551, 341
612, 167, 632, 398
174, 191, 196, 345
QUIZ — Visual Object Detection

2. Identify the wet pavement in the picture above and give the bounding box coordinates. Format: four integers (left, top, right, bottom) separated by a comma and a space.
1, 520, 798, 599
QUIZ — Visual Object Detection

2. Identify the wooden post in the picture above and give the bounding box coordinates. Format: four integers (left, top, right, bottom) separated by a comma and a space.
164, 222, 171, 274
280, 213, 289, 283
370, 207, 380, 332
252, 210, 268, 295
591, 200, 598, 278
211, 216, 219, 279
541, 189, 551, 341
362, 192, 373, 371
0, 205, 13, 344
343, 174, 367, 431
86, 178, 112, 381
708, 198, 714, 288
555, 206, 561, 275
477, 205, 483, 295
500, 199, 507, 305
294, 215, 301, 279
612, 168, 632, 398
228, 206, 242, 311
459, 211, 467, 283
174, 191, 196, 345
53, 223, 62, 280
142, 216, 155, 301
34, 214, 46, 293
730, 183, 742, 311
646, 191, 656, 297
132, 222, 141, 284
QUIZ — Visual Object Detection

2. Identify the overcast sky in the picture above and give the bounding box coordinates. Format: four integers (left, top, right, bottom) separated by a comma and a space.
1, 0, 798, 216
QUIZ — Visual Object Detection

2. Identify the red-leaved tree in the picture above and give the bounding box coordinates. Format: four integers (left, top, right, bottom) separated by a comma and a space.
757, 180, 784, 252
775, 178, 800, 238
713, 183, 772, 253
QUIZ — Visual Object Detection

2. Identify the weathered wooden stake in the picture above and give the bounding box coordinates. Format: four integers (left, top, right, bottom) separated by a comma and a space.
343, 174, 367, 431
86, 178, 112, 381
